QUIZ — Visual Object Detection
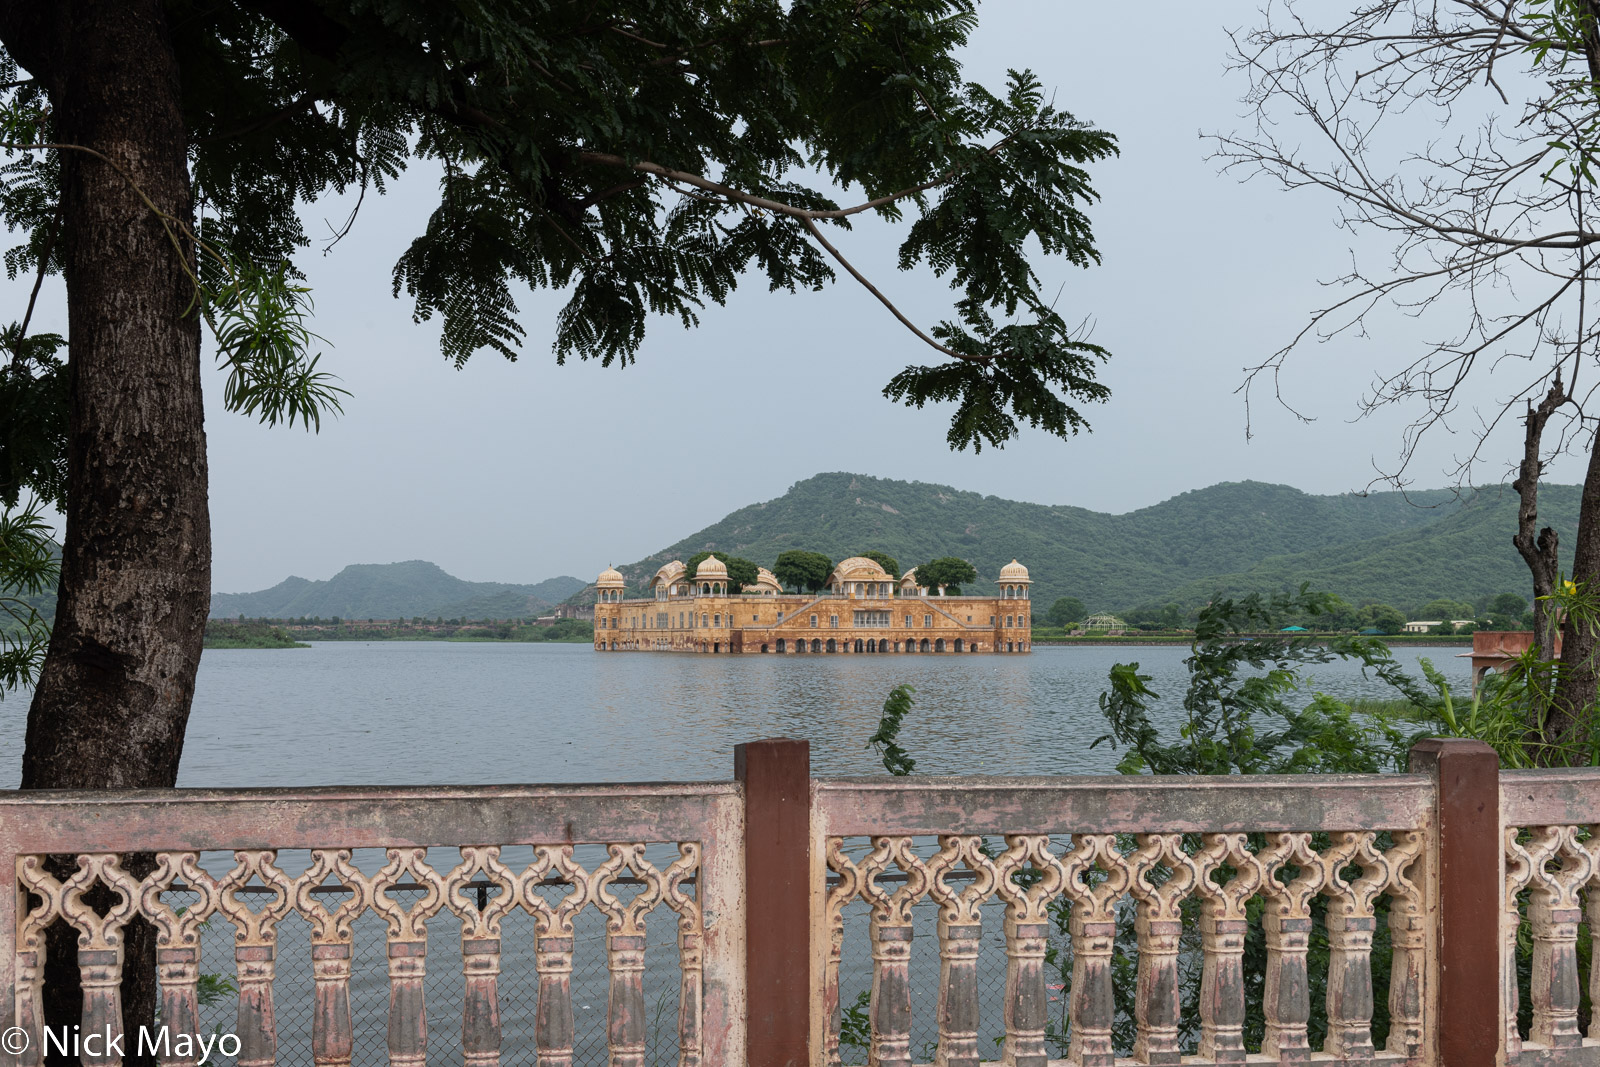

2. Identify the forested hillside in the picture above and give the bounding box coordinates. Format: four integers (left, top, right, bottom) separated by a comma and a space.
616, 473, 1577, 613
209, 562, 586, 620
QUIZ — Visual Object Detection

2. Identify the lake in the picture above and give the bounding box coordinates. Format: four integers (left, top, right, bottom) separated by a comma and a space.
0, 641, 1466, 788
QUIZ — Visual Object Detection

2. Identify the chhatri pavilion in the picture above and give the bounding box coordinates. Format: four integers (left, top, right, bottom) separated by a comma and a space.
593, 555, 1033, 654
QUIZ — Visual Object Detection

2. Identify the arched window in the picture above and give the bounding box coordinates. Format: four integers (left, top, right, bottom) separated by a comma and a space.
826, 638, 837, 653
920, 638, 930, 652
811, 639, 822, 653
714, 614, 721, 628
776, 639, 786, 653
761, 643, 769, 653
954, 639, 964, 652
854, 639, 864, 653
935, 639, 945, 652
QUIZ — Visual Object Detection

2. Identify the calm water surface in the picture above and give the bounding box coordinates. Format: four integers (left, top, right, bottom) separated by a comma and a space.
0, 642, 1465, 788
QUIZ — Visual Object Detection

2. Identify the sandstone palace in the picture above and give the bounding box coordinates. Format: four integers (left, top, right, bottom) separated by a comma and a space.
592, 556, 1033, 654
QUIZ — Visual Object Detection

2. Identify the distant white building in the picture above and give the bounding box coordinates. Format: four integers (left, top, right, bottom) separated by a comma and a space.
1403, 619, 1475, 633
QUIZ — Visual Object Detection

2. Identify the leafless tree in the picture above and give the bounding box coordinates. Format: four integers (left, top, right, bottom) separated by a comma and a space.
1215, 0, 1600, 757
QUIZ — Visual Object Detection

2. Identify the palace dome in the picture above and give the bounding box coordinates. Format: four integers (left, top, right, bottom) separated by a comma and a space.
694, 555, 729, 577
998, 559, 1030, 582
831, 556, 890, 580
596, 566, 625, 588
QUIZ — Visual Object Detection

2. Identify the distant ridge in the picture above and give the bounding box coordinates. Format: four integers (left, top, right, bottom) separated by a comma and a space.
610, 472, 1579, 613
209, 561, 586, 620
206, 474, 1584, 621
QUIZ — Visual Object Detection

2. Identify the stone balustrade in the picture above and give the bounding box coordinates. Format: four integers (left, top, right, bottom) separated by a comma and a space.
1, 739, 1594, 1067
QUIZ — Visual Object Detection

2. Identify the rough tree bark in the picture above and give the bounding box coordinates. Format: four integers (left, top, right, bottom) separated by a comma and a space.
0, 2, 208, 1063
1512, 380, 1566, 656
1551, 436, 1600, 754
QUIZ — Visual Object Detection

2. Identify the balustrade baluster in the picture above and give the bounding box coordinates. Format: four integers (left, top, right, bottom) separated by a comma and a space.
1525, 826, 1592, 1048
1001, 917, 1048, 1067
995, 835, 1061, 1067
662, 843, 705, 1067
858, 837, 927, 1067
593, 843, 665, 1067
1321, 832, 1390, 1059
1195, 834, 1259, 1064
823, 841, 859, 1067
1131, 910, 1182, 1065
1127, 835, 1192, 1066
1063, 835, 1127, 1067
16, 857, 65, 1067
523, 846, 589, 1067
868, 921, 913, 1067
933, 920, 981, 1067
219, 851, 293, 1067
1382, 831, 1426, 1060
1506, 829, 1536, 1059
926, 836, 994, 1067
1257, 834, 1322, 1065
1323, 913, 1376, 1058
372, 848, 445, 1067
140, 854, 222, 1067
447, 847, 517, 1067
70, 857, 140, 1067
293, 850, 370, 1067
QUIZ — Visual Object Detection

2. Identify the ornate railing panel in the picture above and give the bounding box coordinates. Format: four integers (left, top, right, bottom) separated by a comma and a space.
1501, 768, 1600, 1067
6, 740, 1597, 1067
0, 784, 742, 1067
813, 775, 1433, 1067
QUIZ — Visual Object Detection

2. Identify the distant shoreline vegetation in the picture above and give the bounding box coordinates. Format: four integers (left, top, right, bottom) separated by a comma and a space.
1029, 631, 1473, 647
205, 617, 595, 645
202, 621, 310, 649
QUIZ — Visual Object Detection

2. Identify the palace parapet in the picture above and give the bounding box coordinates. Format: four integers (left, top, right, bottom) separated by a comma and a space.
593, 555, 1033, 654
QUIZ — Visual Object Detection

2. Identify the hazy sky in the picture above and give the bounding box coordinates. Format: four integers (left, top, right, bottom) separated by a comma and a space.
12, 1, 1585, 593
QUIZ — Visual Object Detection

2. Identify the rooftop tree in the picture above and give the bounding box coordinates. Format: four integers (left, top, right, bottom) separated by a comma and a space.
914, 555, 978, 594
859, 550, 901, 578
774, 549, 834, 593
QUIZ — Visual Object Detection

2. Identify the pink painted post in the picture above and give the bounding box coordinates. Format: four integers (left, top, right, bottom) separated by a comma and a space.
735, 738, 811, 1067
1409, 738, 1501, 1067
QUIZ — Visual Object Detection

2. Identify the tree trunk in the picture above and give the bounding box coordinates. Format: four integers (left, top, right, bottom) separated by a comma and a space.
0, 2, 207, 1064
1512, 382, 1566, 657
1549, 434, 1600, 762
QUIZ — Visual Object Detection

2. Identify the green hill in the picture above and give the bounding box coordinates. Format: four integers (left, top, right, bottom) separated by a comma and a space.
613, 472, 1577, 613
209, 561, 587, 620
1162, 485, 1579, 609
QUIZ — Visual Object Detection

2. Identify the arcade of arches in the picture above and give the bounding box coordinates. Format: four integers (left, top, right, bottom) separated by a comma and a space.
591, 557, 1033, 654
